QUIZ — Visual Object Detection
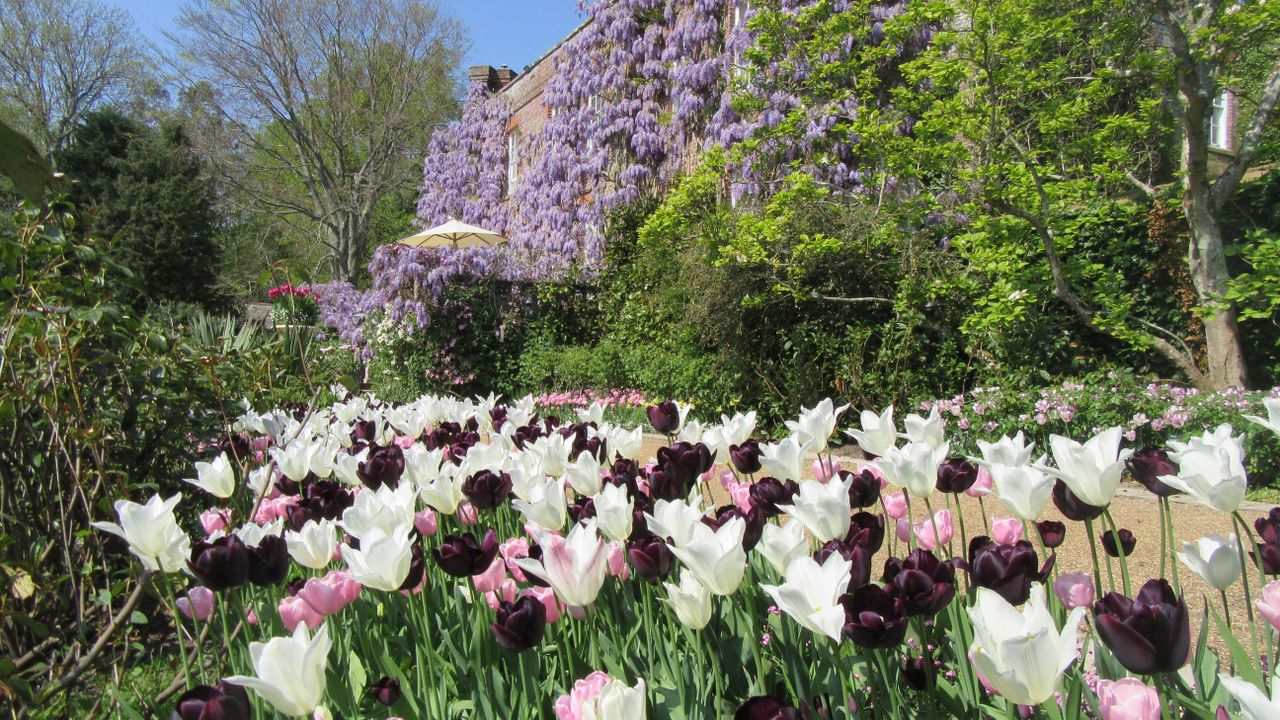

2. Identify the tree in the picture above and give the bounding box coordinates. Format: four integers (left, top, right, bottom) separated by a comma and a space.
170, 0, 467, 281
0, 0, 155, 155
55, 108, 225, 309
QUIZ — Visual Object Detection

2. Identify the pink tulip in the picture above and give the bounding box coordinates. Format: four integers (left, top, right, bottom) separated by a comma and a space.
724, 479, 753, 513
812, 458, 842, 483
458, 503, 478, 526
501, 537, 531, 581
414, 508, 438, 537
278, 596, 324, 632
853, 460, 889, 488
991, 517, 1023, 545
472, 556, 507, 593
718, 470, 737, 488
896, 518, 912, 543
524, 585, 562, 623
554, 670, 613, 720
199, 508, 231, 536
912, 510, 953, 551
700, 467, 717, 483
322, 569, 362, 605
966, 466, 994, 497
297, 577, 347, 616
250, 436, 272, 452
393, 435, 416, 449
176, 587, 215, 621
255, 494, 298, 524
1053, 572, 1095, 609
884, 491, 908, 520
245, 607, 259, 625
1256, 580, 1280, 632
1096, 678, 1160, 720
606, 541, 630, 580
484, 579, 519, 610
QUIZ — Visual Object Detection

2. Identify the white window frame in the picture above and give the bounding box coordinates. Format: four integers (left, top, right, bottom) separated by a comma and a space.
1209, 92, 1230, 151
506, 129, 522, 196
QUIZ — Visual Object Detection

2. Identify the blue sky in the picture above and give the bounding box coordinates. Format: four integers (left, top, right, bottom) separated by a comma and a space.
109, 0, 585, 75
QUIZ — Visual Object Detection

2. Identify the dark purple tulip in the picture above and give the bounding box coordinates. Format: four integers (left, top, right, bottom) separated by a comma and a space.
219, 434, 251, 463
247, 534, 289, 586
657, 442, 715, 489
358, 444, 405, 490
966, 537, 1054, 606
462, 470, 512, 510
647, 401, 680, 434
399, 544, 425, 591
1255, 508, 1280, 545
350, 419, 378, 443
1036, 520, 1066, 549
735, 696, 805, 720
286, 576, 307, 596
749, 477, 799, 517
627, 537, 675, 582
568, 495, 597, 524
491, 595, 547, 652
1252, 541, 1280, 575
172, 681, 250, 720
846, 511, 886, 554
1101, 528, 1136, 558
900, 656, 928, 691
1093, 579, 1190, 674
188, 536, 250, 592
490, 405, 508, 430
368, 676, 401, 706
845, 469, 881, 509
431, 529, 499, 578
882, 548, 956, 616
840, 585, 908, 649
936, 458, 979, 494
1052, 479, 1105, 522
705, 505, 765, 551
645, 469, 681, 502
814, 539, 874, 590
730, 440, 762, 475
284, 503, 316, 532
1127, 448, 1181, 497
304, 480, 354, 520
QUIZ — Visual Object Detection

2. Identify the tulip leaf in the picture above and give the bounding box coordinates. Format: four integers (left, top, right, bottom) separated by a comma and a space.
1210, 605, 1263, 689
348, 650, 367, 699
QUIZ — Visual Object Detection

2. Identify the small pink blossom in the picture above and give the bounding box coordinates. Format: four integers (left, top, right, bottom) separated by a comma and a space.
484, 579, 519, 610
1096, 678, 1160, 720
606, 541, 630, 580
414, 507, 438, 537
911, 510, 953, 551
883, 491, 908, 520
1255, 580, 1280, 632
457, 503, 478, 526
524, 586, 562, 624
472, 556, 507, 593
812, 457, 842, 483
966, 467, 994, 497
1054, 572, 1095, 609
278, 596, 324, 632
199, 508, 231, 536
554, 671, 613, 720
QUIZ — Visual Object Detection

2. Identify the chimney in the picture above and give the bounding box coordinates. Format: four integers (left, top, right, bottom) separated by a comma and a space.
467, 64, 519, 92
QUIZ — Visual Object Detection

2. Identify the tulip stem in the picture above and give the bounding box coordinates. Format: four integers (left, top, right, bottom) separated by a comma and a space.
160, 575, 193, 688
1101, 510, 1131, 596
1161, 498, 1182, 595
1230, 514, 1263, 674
1083, 519, 1108, 597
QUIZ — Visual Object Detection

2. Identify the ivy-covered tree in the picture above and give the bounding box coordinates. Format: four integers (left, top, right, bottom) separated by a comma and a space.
56, 108, 224, 309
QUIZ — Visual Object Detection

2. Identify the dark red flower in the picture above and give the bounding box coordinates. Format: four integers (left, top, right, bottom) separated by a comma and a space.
966, 537, 1053, 606
936, 458, 979, 494
749, 477, 799, 517
462, 470, 512, 510
247, 534, 289, 586
1101, 528, 1136, 558
172, 681, 250, 720
358, 444, 405, 490
882, 548, 956, 616
627, 536, 675, 582
431, 529, 499, 578
647, 401, 680, 434
730, 440, 762, 475
491, 595, 547, 652
1093, 579, 1189, 674
840, 584, 908, 649
845, 469, 882, 509
1127, 448, 1181, 497
368, 676, 402, 706
1036, 520, 1066, 549
1052, 479, 1105, 522
188, 536, 250, 592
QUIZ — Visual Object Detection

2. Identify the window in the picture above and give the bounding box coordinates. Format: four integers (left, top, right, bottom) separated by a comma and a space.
1209, 92, 1230, 151
506, 129, 522, 195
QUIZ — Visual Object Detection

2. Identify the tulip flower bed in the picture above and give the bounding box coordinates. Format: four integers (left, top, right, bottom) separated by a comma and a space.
95, 393, 1280, 719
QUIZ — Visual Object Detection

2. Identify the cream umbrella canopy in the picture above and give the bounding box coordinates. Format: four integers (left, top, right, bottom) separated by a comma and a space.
396, 217, 507, 249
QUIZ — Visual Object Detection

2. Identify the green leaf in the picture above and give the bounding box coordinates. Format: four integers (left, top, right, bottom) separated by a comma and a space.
129, 610, 147, 625
348, 649, 368, 699
0, 119, 52, 204
1210, 605, 1263, 689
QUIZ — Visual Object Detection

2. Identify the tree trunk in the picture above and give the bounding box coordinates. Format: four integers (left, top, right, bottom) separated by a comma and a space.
1183, 195, 1248, 388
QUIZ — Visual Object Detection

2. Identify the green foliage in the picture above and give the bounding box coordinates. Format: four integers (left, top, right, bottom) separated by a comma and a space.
55, 108, 225, 310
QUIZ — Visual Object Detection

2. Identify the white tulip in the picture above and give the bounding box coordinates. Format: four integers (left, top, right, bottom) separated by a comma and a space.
420, 466, 467, 515
677, 418, 704, 444
185, 453, 235, 498
92, 493, 190, 573
596, 677, 647, 720
644, 495, 705, 548
339, 483, 416, 540
845, 405, 896, 457
779, 477, 852, 543
331, 446, 369, 486
976, 432, 1036, 468
759, 436, 810, 483
594, 483, 634, 542
760, 553, 851, 642
1161, 424, 1248, 513
512, 475, 568, 531
1245, 397, 1280, 439
1039, 427, 1132, 507
271, 440, 318, 482
286, 519, 338, 570
532, 433, 573, 478
667, 517, 747, 596
576, 400, 606, 425
340, 524, 413, 592
1220, 672, 1280, 720
968, 583, 1084, 706
876, 440, 951, 498
565, 450, 603, 497
756, 521, 809, 576
1177, 533, 1242, 591
516, 520, 609, 608
247, 465, 275, 498
226, 622, 331, 717
986, 461, 1055, 522
785, 398, 849, 453
902, 406, 946, 449
401, 444, 444, 488
662, 569, 713, 630
601, 424, 644, 461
